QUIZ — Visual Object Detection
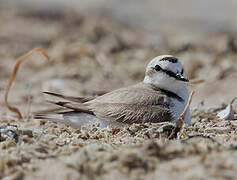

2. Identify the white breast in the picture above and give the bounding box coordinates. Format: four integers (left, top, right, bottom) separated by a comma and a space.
169, 97, 191, 126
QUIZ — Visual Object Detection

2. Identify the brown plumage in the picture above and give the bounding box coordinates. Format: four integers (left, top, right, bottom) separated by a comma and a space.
41, 83, 174, 124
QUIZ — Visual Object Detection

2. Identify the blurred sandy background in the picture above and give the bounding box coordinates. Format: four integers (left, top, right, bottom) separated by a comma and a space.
0, 0, 237, 108
0, 1, 237, 180
6, 0, 237, 33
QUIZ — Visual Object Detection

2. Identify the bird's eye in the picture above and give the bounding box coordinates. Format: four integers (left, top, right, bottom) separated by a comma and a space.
181, 69, 184, 75
154, 65, 162, 71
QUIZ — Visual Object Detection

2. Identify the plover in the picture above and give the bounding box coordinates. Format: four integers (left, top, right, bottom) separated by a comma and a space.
35, 55, 191, 128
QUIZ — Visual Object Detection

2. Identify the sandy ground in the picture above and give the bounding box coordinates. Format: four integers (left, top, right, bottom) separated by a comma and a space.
0, 2, 237, 180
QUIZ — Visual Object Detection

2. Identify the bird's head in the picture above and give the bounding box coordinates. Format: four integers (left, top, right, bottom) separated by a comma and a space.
144, 55, 188, 92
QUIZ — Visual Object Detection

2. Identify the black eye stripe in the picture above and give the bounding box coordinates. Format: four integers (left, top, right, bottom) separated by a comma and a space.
161, 69, 178, 79
160, 57, 178, 63
153, 65, 178, 79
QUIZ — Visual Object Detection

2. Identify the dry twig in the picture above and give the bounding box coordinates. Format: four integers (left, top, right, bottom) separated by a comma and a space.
168, 91, 195, 139
4, 48, 50, 120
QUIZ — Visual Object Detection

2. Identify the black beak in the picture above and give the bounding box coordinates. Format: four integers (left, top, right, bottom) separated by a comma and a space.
176, 73, 189, 82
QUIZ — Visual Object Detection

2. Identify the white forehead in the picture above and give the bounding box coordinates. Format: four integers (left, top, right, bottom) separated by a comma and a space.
146, 55, 183, 73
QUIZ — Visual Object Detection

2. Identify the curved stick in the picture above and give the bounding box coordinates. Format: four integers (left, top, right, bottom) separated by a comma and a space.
4, 48, 50, 120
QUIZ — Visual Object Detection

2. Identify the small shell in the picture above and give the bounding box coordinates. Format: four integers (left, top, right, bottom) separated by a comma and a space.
217, 98, 236, 120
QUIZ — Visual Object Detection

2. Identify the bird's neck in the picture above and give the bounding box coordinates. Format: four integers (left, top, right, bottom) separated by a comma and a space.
143, 77, 189, 102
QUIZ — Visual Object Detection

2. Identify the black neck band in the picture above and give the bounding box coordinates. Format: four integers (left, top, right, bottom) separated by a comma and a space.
159, 88, 184, 102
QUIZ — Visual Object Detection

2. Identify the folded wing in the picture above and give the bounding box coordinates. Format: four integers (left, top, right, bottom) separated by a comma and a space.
39, 83, 174, 124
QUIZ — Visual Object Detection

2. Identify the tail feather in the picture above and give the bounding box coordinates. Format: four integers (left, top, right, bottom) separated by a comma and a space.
46, 100, 94, 115
43, 92, 94, 103
34, 91, 122, 128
